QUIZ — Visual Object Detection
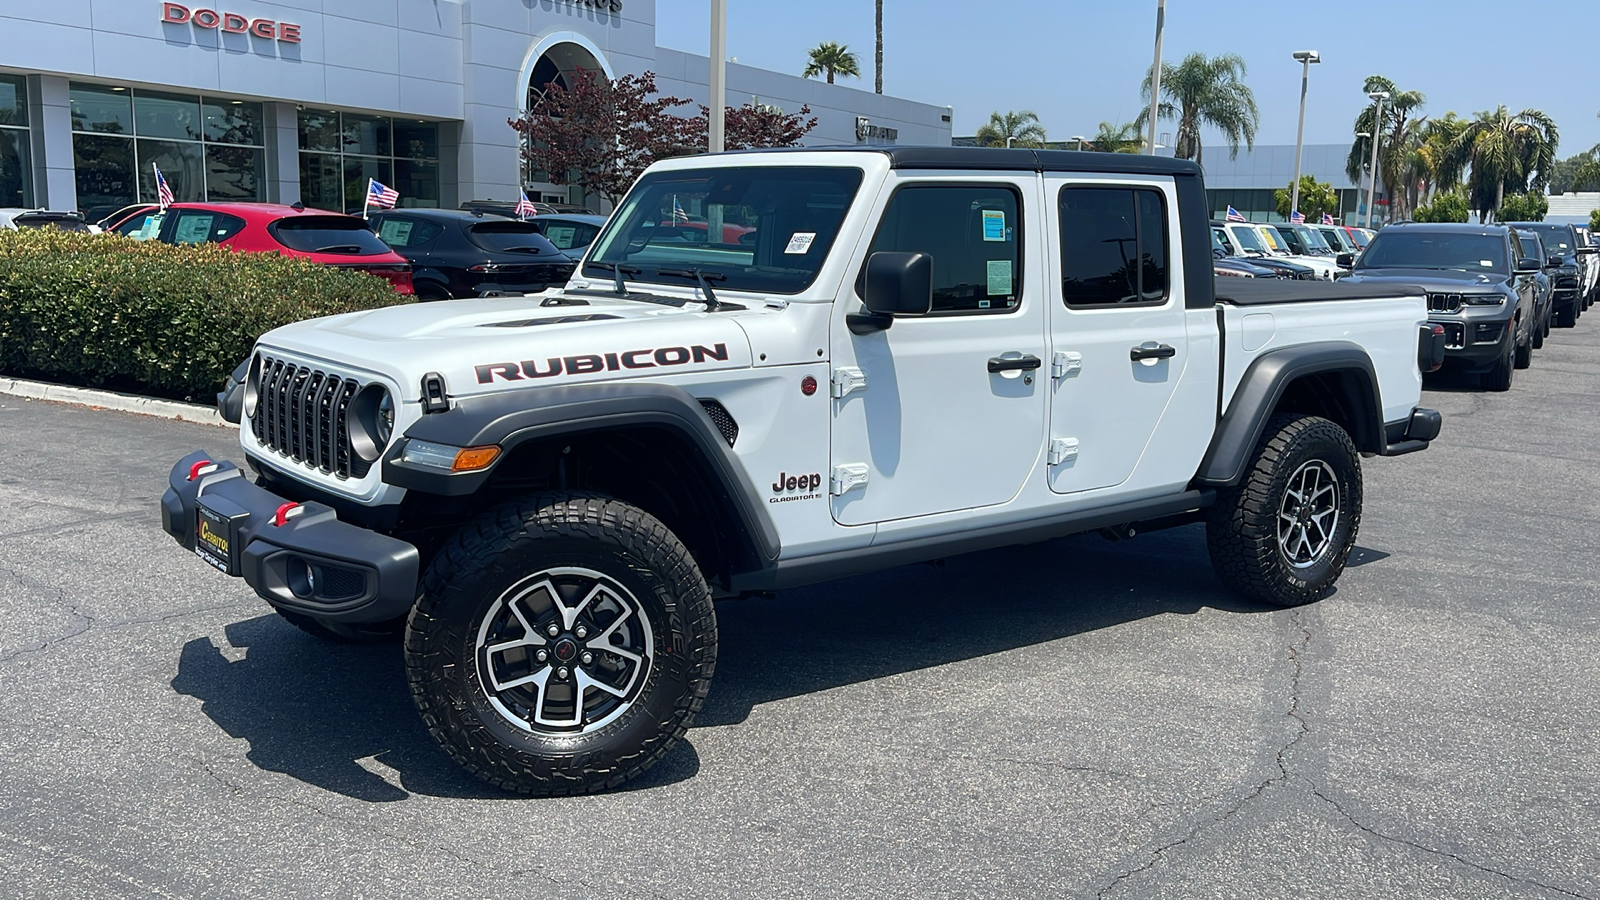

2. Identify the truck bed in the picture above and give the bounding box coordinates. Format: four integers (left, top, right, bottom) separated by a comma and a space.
1217, 279, 1428, 306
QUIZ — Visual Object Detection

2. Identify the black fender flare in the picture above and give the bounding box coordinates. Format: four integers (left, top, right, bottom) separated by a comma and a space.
1194, 341, 1384, 487
380, 382, 779, 566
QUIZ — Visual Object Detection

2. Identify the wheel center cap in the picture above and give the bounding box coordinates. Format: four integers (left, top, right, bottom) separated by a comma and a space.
553, 638, 578, 662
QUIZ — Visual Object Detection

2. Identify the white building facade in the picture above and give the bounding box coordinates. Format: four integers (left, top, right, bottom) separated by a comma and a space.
0, 0, 951, 219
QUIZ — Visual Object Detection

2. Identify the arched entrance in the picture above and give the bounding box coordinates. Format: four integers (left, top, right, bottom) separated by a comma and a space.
517, 32, 614, 209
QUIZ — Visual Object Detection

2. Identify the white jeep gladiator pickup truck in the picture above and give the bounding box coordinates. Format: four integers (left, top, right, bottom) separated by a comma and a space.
162, 147, 1445, 795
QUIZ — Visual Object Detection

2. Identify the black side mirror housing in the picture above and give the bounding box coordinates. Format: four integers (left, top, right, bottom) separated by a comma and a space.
1336, 252, 1355, 268
1515, 257, 1542, 273
850, 251, 933, 335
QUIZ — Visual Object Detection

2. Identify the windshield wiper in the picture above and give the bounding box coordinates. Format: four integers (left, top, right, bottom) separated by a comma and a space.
589, 261, 641, 295
657, 268, 729, 311
501, 246, 548, 254
314, 244, 366, 254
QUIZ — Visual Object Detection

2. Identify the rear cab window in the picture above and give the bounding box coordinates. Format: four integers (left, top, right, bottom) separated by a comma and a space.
270, 216, 394, 255
862, 184, 1023, 315
1058, 186, 1169, 307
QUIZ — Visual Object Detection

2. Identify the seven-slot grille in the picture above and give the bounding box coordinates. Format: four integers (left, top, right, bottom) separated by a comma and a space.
1426, 293, 1463, 313
252, 356, 370, 479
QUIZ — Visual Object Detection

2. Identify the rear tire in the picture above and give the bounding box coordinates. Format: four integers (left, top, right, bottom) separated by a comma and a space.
1206, 414, 1362, 608
405, 492, 716, 796
1514, 319, 1532, 369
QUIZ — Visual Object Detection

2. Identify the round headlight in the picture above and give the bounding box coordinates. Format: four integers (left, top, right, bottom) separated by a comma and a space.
242, 353, 261, 419
347, 385, 394, 463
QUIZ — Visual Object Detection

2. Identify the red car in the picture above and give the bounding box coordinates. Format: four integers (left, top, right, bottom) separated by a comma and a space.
149, 202, 414, 294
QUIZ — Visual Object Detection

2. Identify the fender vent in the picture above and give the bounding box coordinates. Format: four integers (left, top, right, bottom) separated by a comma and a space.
697, 399, 738, 447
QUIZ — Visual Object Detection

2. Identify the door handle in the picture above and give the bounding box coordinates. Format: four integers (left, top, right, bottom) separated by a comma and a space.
987, 355, 1043, 373
1129, 343, 1177, 362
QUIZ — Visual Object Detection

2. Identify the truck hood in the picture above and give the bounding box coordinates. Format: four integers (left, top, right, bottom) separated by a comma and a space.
1344, 268, 1508, 291
256, 292, 758, 402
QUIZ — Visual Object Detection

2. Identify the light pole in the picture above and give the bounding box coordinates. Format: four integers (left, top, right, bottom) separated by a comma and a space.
1289, 50, 1320, 221
1354, 131, 1370, 223
1146, 0, 1165, 156
1364, 90, 1389, 228
709, 0, 727, 153
1072, 135, 1087, 151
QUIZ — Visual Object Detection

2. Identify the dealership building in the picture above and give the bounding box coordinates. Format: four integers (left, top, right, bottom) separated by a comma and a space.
0, 0, 952, 219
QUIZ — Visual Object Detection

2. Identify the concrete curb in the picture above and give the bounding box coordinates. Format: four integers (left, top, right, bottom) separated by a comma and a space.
0, 377, 236, 427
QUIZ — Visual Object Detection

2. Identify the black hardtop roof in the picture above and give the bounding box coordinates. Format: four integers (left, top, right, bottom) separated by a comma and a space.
715, 145, 1203, 177
1506, 221, 1575, 230
1380, 222, 1514, 235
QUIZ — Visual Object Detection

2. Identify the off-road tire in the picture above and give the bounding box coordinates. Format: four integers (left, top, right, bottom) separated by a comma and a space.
275, 608, 406, 643
405, 492, 716, 796
1206, 414, 1363, 608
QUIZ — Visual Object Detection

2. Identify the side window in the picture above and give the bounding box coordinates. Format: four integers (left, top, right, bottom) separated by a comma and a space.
1058, 186, 1169, 307
1508, 233, 1523, 263
864, 184, 1022, 314
168, 210, 245, 245
376, 217, 441, 248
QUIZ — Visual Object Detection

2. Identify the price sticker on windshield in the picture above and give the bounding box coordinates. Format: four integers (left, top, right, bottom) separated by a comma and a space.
784, 232, 816, 254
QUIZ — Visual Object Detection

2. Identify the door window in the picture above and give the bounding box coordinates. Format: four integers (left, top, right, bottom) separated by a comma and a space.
165, 209, 245, 244
863, 184, 1023, 314
376, 217, 443, 248
1058, 187, 1169, 307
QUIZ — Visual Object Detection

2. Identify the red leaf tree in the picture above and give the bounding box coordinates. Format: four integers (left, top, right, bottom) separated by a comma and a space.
691, 102, 819, 150
509, 69, 697, 206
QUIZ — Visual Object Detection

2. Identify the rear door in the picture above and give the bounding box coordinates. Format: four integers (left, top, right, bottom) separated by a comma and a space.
1044, 176, 1190, 494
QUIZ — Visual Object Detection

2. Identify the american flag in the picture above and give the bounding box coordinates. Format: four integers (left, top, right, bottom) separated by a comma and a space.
366, 179, 400, 210
153, 164, 175, 209
1225, 206, 1247, 223
1322, 213, 1335, 225
1290, 210, 1306, 224
514, 191, 537, 220
671, 195, 689, 225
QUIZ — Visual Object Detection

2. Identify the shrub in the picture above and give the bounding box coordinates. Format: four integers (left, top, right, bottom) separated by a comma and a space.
1497, 192, 1548, 223
1590, 209, 1599, 232
0, 229, 410, 401
1414, 191, 1470, 224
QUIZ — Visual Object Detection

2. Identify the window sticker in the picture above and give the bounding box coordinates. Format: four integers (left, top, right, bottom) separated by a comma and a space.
135, 215, 163, 240
545, 225, 577, 249
174, 215, 215, 244
986, 259, 1013, 295
378, 219, 414, 246
784, 232, 816, 254
982, 210, 1006, 242
1481, 260, 1494, 267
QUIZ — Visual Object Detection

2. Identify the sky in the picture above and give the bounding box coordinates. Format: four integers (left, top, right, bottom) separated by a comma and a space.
655, 0, 1600, 158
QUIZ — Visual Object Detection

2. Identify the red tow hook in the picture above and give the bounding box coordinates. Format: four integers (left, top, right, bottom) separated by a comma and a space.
272, 502, 304, 527
187, 460, 218, 481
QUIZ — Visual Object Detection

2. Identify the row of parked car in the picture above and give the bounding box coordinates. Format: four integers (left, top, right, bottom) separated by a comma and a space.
1211, 220, 1374, 281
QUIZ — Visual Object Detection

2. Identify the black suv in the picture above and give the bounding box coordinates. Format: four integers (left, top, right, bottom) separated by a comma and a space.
1506, 222, 1585, 326
1342, 223, 1540, 391
368, 209, 575, 300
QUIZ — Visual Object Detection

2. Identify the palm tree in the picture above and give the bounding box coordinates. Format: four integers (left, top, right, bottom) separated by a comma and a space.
802, 42, 861, 85
1448, 106, 1560, 222
874, 0, 883, 94
974, 110, 1047, 148
1134, 52, 1259, 166
1087, 121, 1144, 154
1344, 76, 1427, 223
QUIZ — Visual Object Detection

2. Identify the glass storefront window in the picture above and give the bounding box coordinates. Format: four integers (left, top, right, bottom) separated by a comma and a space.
70, 85, 133, 135
134, 91, 202, 141
137, 139, 204, 203
0, 130, 31, 208
393, 121, 438, 161
0, 74, 26, 128
204, 100, 261, 145
297, 109, 340, 153
205, 145, 264, 202
395, 159, 439, 208
299, 152, 343, 211
72, 134, 137, 211
342, 115, 392, 157
343, 157, 393, 214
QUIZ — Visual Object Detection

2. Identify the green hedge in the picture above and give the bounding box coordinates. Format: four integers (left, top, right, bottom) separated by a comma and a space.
0, 229, 410, 401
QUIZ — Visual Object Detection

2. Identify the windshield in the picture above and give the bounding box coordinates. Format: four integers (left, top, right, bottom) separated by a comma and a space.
271, 217, 393, 255
1525, 225, 1574, 254
1355, 231, 1509, 273
1292, 225, 1333, 253
1317, 227, 1350, 251
1271, 227, 1306, 253
586, 166, 865, 294
1228, 225, 1267, 254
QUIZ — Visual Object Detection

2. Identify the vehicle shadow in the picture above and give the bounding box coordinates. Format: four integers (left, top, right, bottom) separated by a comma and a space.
171, 523, 1321, 799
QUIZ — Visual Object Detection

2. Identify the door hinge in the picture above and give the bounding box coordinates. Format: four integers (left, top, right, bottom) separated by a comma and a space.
1048, 438, 1080, 466
1051, 351, 1083, 380
830, 463, 870, 496
831, 366, 868, 398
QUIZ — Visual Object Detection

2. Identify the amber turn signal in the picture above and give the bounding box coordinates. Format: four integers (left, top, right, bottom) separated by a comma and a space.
451, 446, 501, 472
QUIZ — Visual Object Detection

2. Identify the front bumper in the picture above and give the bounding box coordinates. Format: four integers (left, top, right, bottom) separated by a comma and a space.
160, 451, 419, 624
1430, 316, 1512, 369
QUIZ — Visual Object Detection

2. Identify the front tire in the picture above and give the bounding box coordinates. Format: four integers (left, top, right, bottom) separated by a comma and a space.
1514, 318, 1533, 370
405, 492, 716, 796
1485, 333, 1515, 392
1206, 414, 1363, 608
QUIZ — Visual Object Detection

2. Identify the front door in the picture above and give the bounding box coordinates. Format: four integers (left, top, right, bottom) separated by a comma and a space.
829, 176, 1048, 526
1045, 178, 1189, 494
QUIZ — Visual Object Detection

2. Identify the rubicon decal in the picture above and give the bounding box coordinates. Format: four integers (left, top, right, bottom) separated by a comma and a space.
476, 343, 730, 384
770, 471, 822, 504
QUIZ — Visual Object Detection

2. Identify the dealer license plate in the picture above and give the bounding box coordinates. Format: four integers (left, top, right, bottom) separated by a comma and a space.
194, 502, 239, 575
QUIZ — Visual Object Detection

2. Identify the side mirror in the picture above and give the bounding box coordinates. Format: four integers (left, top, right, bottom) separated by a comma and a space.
1336, 252, 1355, 268
1515, 257, 1542, 273
850, 251, 932, 335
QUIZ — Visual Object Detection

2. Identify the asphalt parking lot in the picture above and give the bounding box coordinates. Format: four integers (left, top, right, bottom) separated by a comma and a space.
2, 317, 1598, 899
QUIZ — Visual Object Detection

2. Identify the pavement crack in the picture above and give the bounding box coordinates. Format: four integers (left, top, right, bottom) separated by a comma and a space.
1096, 610, 1312, 898
0, 565, 95, 663
1304, 779, 1595, 899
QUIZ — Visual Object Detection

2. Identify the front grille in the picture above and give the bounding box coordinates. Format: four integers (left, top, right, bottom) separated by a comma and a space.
697, 399, 739, 447
251, 356, 367, 479
1426, 292, 1462, 313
